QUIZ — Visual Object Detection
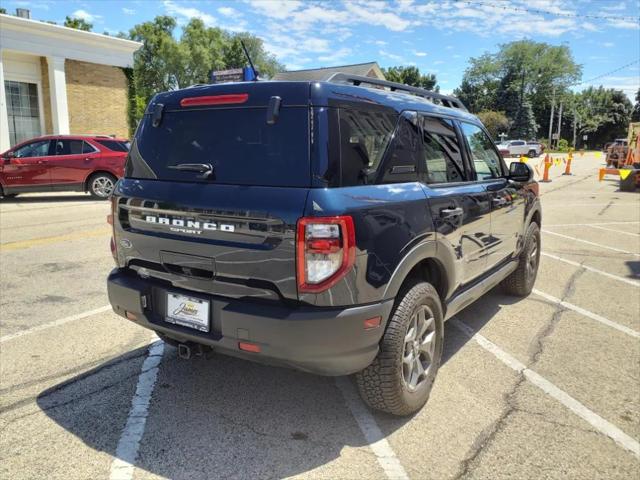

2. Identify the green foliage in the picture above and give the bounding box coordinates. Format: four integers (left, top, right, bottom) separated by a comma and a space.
557, 138, 569, 152
454, 40, 581, 139
632, 88, 640, 122
573, 86, 633, 148
64, 16, 92, 31
476, 111, 510, 139
124, 16, 285, 124
382, 66, 438, 91
0, 7, 7, 14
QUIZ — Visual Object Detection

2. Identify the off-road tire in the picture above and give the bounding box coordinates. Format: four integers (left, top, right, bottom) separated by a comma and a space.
88, 173, 117, 199
502, 222, 540, 296
528, 149, 537, 158
355, 282, 444, 416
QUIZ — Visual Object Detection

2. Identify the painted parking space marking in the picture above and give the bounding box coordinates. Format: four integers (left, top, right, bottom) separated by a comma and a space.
336, 377, 409, 480
542, 230, 640, 257
532, 289, 639, 339
544, 222, 639, 227
545, 223, 640, 237
541, 252, 640, 287
0, 305, 112, 343
450, 319, 640, 459
110, 339, 165, 480
0, 227, 110, 252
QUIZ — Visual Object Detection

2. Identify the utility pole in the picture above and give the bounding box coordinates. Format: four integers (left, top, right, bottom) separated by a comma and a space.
548, 85, 556, 149
572, 107, 577, 148
556, 102, 563, 147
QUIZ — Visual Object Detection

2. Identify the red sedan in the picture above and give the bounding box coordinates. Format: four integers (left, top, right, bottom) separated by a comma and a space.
0, 135, 129, 199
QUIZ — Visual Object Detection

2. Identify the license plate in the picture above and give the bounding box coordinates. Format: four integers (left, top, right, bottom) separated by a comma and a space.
166, 293, 210, 332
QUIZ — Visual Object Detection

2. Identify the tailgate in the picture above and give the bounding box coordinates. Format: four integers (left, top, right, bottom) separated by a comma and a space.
113, 179, 307, 302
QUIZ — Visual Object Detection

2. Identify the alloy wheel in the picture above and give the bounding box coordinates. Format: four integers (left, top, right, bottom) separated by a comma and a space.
402, 305, 437, 391
92, 177, 114, 198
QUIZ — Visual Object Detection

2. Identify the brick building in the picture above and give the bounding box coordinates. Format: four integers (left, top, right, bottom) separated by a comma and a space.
0, 12, 141, 151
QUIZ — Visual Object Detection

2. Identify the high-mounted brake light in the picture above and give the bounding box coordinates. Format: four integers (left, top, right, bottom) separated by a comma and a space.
296, 216, 356, 293
180, 93, 249, 107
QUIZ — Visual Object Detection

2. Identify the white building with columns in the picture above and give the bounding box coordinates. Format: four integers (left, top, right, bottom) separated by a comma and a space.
0, 12, 141, 152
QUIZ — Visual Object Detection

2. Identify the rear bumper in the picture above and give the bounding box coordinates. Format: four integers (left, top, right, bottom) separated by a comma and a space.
107, 269, 393, 376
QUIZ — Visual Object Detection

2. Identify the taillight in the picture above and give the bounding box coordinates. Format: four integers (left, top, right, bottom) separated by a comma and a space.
296, 216, 356, 293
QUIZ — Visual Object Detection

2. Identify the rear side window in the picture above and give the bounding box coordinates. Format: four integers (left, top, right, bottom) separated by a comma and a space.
339, 108, 396, 186
97, 139, 129, 152
378, 112, 422, 184
421, 116, 465, 184
129, 107, 310, 187
53, 139, 88, 155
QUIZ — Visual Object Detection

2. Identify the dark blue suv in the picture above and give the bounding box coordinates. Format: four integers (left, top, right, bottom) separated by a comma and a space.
107, 74, 541, 415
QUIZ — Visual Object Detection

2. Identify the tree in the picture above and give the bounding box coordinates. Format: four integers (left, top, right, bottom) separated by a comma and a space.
632, 88, 640, 122
454, 40, 581, 137
574, 86, 633, 148
128, 16, 183, 118
0, 8, 7, 14
64, 16, 92, 31
476, 111, 510, 140
179, 18, 226, 86
382, 66, 438, 91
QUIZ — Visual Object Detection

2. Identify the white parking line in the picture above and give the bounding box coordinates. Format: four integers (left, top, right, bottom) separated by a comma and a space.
110, 339, 165, 480
532, 289, 639, 339
336, 377, 409, 480
450, 319, 640, 459
584, 225, 640, 237
545, 222, 639, 227
541, 252, 640, 287
542, 230, 640, 257
0, 305, 112, 343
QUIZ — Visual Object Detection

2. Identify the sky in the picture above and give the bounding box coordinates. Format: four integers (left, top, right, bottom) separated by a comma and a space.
3, 0, 640, 99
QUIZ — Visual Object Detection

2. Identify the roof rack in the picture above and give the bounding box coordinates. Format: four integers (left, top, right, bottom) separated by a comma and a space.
326, 73, 468, 112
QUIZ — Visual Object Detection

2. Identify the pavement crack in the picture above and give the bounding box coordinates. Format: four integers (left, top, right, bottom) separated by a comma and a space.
597, 201, 613, 216
528, 268, 584, 365
454, 374, 527, 479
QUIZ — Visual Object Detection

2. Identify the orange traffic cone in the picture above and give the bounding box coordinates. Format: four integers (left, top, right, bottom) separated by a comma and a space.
541, 154, 552, 182
563, 151, 573, 175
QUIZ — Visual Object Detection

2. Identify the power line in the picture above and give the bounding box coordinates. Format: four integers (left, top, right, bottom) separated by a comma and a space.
459, 0, 640, 22
575, 59, 640, 86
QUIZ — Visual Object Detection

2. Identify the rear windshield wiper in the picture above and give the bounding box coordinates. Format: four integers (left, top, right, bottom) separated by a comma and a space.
168, 163, 215, 179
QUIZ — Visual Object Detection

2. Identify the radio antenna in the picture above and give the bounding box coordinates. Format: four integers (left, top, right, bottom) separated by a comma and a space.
240, 40, 259, 81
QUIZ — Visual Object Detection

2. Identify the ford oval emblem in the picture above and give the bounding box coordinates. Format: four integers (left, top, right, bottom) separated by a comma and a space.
119, 239, 133, 249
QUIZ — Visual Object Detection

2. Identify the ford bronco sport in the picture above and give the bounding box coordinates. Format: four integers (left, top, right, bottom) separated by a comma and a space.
107, 74, 541, 416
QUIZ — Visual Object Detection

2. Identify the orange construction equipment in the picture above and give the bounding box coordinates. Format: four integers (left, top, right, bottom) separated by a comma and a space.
598, 123, 640, 190
563, 150, 573, 175
541, 154, 552, 182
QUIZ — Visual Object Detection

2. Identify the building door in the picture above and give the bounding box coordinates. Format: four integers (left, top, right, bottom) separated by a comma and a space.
4, 81, 42, 147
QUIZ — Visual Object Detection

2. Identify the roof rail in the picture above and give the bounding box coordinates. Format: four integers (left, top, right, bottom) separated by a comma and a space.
326, 73, 468, 112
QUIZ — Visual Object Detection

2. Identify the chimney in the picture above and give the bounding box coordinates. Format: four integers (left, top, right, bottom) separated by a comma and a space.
16, 8, 31, 19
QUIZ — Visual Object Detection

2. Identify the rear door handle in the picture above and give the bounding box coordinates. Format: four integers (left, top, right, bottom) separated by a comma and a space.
492, 198, 507, 207
441, 207, 463, 219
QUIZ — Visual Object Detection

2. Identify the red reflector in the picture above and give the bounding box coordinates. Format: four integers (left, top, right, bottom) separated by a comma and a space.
180, 93, 249, 107
107, 213, 113, 225
125, 311, 137, 321
307, 238, 341, 253
363, 316, 381, 330
238, 341, 261, 353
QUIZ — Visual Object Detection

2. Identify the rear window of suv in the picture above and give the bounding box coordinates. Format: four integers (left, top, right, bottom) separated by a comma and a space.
129, 107, 310, 187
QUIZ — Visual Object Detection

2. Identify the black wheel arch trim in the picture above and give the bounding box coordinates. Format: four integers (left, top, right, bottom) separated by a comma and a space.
382, 239, 456, 303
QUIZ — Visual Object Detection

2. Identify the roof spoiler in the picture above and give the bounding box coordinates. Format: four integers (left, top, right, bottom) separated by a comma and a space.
326, 73, 468, 112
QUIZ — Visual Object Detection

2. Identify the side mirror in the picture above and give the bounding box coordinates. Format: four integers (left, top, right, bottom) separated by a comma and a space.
2, 151, 14, 163
509, 162, 533, 183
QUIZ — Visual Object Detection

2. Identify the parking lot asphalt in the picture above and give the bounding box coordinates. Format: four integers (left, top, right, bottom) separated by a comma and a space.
1, 152, 638, 480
